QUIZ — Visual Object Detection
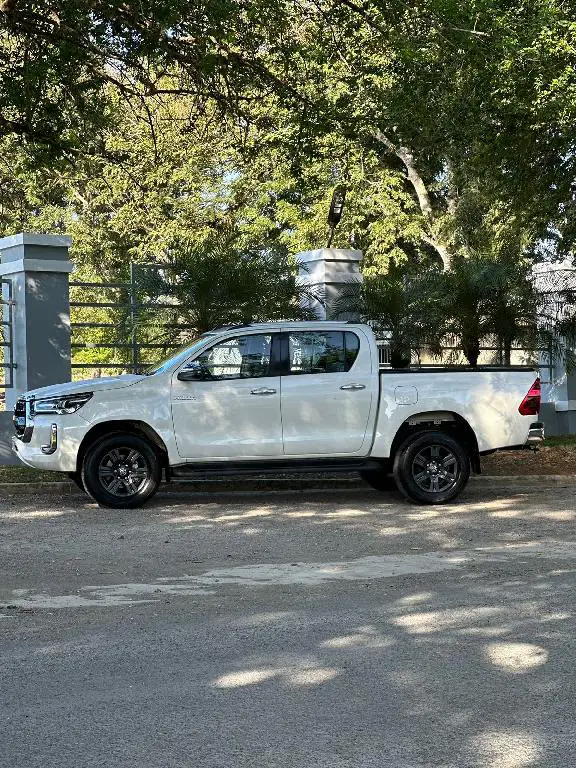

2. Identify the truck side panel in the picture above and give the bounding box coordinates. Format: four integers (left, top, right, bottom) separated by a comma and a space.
371, 369, 538, 457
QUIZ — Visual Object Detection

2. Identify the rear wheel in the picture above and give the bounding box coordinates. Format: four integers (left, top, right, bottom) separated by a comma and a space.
359, 468, 397, 492
81, 434, 161, 508
393, 431, 470, 505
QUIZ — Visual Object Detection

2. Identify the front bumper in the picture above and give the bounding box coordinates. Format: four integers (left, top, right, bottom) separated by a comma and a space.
12, 417, 85, 472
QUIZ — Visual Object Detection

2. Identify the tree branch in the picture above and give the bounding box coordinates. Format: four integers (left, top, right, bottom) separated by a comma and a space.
445, 158, 459, 216
371, 129, 452, 269
421, 235, 452, 270
371, 129, 434, 221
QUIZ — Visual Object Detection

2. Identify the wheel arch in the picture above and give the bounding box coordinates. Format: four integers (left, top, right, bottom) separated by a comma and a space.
76, 420, 169, 474
389, 411, 480, 473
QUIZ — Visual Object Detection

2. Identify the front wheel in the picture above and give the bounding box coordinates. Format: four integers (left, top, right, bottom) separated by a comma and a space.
81, 434, 161, 508
393, 431, 470, 505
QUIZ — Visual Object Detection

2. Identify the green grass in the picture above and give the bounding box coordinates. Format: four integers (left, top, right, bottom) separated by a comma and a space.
543, 435, 576, 448
0, 466, 68, 483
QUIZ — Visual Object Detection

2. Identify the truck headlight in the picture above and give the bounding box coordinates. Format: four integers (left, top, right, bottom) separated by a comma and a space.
32, 392, 93, 415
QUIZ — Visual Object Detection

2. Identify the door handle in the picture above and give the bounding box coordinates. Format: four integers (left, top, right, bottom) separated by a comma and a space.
250, 387, 277, 395
340, 383, 366, 391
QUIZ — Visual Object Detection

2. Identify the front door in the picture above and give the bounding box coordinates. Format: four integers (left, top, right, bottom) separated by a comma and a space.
280, 329, 376, 455
171, 332, 283, 459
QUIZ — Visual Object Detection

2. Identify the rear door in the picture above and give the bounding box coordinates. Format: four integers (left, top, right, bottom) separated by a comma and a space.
279, 328, 376, 456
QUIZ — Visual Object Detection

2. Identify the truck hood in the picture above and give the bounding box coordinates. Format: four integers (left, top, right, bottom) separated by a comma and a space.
22, 375, 145, 401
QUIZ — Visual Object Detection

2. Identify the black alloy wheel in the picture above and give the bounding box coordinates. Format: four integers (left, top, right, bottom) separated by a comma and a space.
82, 434, 161, 508
393, 430, 470, 505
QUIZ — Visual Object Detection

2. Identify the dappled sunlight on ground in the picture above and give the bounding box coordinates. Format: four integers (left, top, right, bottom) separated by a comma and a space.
285, 507, 372, 519
484, 642, 548, 673
469, 729, 543, 768
0, 508, 67, 520
393, 605, 504, 634
529, 509, 576, 522
213, 656, 342, 689
167, 505, 275, 524
200, 563, 569, 764
154, 488, 576, 560
5, 486, 576, 563
395, 591, 436, 605
166, 502, 380, 528
6, 487, 576, 765
320, 625, 394, 650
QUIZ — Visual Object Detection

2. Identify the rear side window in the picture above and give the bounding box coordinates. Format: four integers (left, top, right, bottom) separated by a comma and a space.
287, 331, 360, 374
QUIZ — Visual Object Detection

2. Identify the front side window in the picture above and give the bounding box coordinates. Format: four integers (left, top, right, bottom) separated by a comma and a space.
287, 331, 360, 374
186, 334, 272, 380
146, 334, 214, 375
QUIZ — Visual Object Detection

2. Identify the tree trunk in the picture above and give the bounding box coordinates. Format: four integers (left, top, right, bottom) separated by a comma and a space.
390, 344, 411, 369
371, 129, 452, 271
462, 338, 480, 367
503, 339, 512, 366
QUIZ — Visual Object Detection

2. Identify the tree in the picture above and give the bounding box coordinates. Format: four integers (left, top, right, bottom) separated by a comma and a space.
436, 254, 576, 369
0, 0, 293, 155
3, 1, 576, 277
288, 0, 576, 271
0, 87, 425, 277
350, 261, 443, 368
3, 1, 576, 262
132, 231, 316, 341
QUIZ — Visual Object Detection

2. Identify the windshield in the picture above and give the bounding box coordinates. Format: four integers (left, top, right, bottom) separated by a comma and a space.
145, 334, 214, 375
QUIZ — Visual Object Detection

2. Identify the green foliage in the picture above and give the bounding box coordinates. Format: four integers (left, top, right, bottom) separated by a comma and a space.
354, 255, 576, 371
3, 0, 576, 376
353, 261, 444, 367
133, 231, 316, 340
3, 0, 576, 268
0, 88, 426, 276
436, 255, 576, 370
435, 255, 536, 367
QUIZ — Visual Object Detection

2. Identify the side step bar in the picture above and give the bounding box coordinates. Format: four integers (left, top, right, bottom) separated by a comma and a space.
170, 457, 384, 479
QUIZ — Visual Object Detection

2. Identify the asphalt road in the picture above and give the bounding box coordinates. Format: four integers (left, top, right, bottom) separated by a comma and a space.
2, 483, 576, 768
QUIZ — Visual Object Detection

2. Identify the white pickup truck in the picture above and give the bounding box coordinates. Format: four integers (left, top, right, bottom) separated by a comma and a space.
12, 321, 543, 508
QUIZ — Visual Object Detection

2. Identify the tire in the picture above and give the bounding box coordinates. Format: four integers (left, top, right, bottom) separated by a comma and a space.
360, 468, 397, 492
393, 430, 470, 505
66, 471, 85, 492
81, 434, 161, 508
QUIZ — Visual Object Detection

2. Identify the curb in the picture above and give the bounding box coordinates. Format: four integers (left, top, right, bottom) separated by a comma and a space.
470, 475, 576, 487
0, 475, 575, 496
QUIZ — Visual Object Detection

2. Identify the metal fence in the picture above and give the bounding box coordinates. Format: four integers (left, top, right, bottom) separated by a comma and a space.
0, 279, 15, 390
70, 266, 549, 380
69, 265, 197, 377
376, 339, 542, 374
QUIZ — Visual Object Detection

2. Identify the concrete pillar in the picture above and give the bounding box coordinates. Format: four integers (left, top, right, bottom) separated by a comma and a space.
532, 260, 576, 435
0, 233, 73, 410
296, 248, 363, 320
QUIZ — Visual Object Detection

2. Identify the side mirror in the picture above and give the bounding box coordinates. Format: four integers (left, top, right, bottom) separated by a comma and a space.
177, 361, 209, 381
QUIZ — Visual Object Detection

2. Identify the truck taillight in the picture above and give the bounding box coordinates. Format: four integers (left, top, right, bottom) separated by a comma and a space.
518, 377, 541, 416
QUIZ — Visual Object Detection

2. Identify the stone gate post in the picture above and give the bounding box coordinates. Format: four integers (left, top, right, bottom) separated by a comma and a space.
0, 233, 73, 411
296, 248, 363, 320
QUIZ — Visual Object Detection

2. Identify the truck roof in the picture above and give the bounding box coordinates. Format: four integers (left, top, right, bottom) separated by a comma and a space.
210, 321, 366, 332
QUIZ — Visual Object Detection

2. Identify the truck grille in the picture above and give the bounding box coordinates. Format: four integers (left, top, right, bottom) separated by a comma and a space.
13, 398, 27, 439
